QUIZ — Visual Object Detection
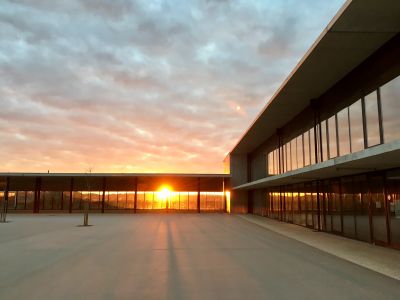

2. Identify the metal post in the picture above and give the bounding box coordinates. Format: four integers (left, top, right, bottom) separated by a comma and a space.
197, 178, 201, 213
33, 177, 41, 213
322, 185, 327, 231
312, 99, 319, 164
367, 176, 374, 243
69, 178, 73, 213
101, 177, 106, 213
361, 97, 368, 149
335, 114, 340, 156
316, 181, 321, 231
33, 182, 37, 213
223, 178, 226, 213
134, 177, 137, 213
1, 177, 10, 223
326, 118, 331, 159
347, 107, 353, 153
14, 191, 18, 210
51, 191, 54, 210
125, 192, 128, 210
339, 180, 344, 235
61, 191, 64, 211
83, 171, 91, 226
377, 87, 384, 144
383, 174, 391, 245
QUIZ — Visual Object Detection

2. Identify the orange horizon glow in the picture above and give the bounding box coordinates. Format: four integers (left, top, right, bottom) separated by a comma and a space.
158, 185, 172, 201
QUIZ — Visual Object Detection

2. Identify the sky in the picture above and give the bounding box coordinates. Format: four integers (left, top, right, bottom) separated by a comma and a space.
0, 0, 345, 174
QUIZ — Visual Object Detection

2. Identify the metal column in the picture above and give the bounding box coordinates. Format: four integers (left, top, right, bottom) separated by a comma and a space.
197, 177, 201, 213
68, 177, 73, 213
134, 177, 138, 213
101, 177, 106, 213
222, 178, 226, 213
1, 177, 10, 222
33, 177, 41, 213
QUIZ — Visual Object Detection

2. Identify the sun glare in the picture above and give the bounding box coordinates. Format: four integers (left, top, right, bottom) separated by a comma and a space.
158, 185, 172, 200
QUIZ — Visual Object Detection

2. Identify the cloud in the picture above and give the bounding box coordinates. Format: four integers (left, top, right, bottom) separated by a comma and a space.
0, 0, 345, 173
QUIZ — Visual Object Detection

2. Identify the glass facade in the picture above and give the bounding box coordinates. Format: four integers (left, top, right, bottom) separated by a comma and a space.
257, 169, 400, 249
349, 100, 364, 153
266, 75, 400, 175
364, 91, 381, 147
380, 75, 400, 143
0, 190, 226, 213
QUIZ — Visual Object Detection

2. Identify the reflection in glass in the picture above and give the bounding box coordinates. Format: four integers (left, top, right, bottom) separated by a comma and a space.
321, 120, 328, 161
286, 191, 293, 223
349, 99, 364, 153
267, 152, 273, 175
291, 139, 297, 171
299, 190, 306, 226
296, 135, 303, 169
337, 107, 351, 156
293, 189, 301, 225
353, 175, 371, 242
386, 169, 400, 246
328, 115, 337, 158
309, 129, 315, 165
380, 75, 400, 143
285, 143, 291, 172
303, 131, 310, 166
369, 175, 388, 243
341, 178, 356, 238
364, 91, 380, 147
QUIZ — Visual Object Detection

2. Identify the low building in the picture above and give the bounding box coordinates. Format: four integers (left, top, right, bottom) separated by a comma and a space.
228, 0, 400, 249
0, 173, 229, 213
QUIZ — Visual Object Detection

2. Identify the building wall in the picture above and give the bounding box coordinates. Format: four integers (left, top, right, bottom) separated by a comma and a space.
252, 33, 400, 179
229, 154, 248, 187
230, 190, 248, 213
251, 168, 400, 249
230, 33, 400, 250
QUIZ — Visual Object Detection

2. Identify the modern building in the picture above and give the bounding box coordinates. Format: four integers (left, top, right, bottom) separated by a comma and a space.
0, 174, 230, 213
228, 0, 400, 249
1, 0, 399, 251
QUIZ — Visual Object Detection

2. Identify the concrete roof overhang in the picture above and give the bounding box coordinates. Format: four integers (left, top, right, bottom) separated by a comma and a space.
233, 141, 400, 190
230, 0, 400, 155
0, 173, 230, 192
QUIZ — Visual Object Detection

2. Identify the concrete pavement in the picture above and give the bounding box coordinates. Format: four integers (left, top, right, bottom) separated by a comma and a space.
0, 214, 399, 299
240, 214, 400, 280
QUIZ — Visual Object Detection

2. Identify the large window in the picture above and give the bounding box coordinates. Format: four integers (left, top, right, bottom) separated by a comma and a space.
320, 120, 328, 162
291, 139, 297, 171
296, 134, 304, 169
364, 91, 381, 147
349, 99, 364, 152
303, 131, 310, 166
337, 107, 351, 156
267, 151, 274, 175
380, 75, 400, 143
309, 129, 316, 165
285, 142, 292, 172
266, 76, 399, 175
328, 115, 338, 158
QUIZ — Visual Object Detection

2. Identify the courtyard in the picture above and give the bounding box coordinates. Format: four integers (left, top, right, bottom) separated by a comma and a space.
0, 214, 399, 299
